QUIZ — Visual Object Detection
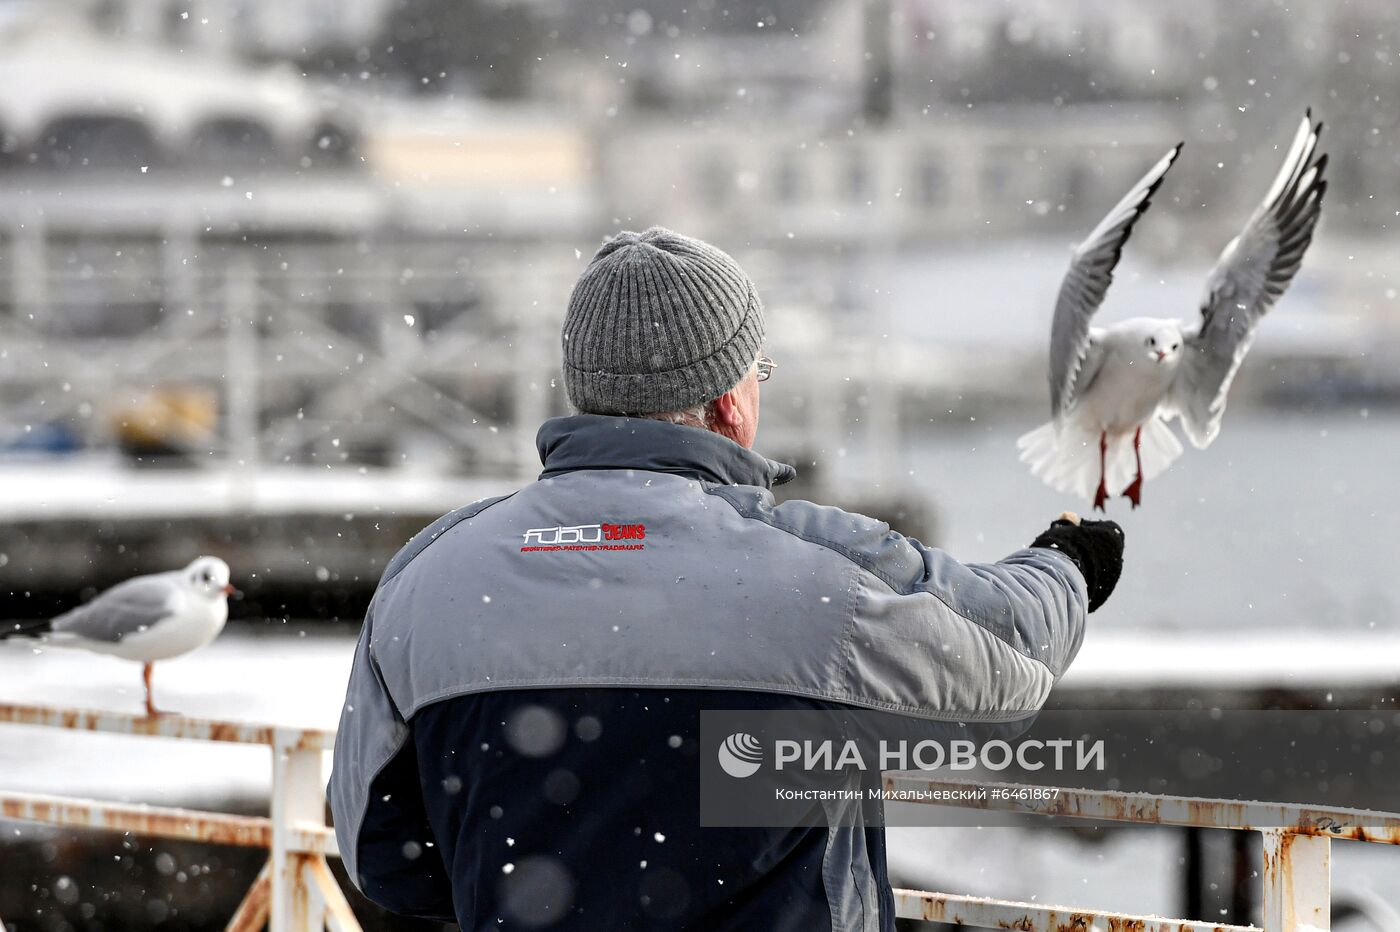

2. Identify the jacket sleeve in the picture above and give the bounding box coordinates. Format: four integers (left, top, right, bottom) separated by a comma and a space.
856, 534, 1089, 719
327, 600, 455, 920
756, 494, 1089, 720
927, 543, 1090, 682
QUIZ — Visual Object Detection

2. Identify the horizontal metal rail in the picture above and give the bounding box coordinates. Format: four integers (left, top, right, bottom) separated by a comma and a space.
892, 889, 1255, 932
0, 701, 333, 751
0, 791, 337, 855
883, 773, 1400, 843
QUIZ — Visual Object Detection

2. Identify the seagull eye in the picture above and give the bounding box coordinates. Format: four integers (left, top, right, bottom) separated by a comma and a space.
1148, 337, 1156, 347
1171, 343, 1179, 351
201, 571, 212, 582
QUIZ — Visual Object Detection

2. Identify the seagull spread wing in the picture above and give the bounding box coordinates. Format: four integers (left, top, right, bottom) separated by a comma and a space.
1050, 143, 1183, 421
51, 574, 178, 643
1169, 112, 1328, 449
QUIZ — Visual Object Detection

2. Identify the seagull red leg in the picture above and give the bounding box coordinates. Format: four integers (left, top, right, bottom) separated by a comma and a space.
1122, 427, 1144, 508
142, 662, 165, 717
1092, 431, 1109, 511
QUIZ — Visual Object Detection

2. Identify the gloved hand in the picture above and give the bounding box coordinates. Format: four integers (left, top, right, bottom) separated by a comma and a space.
1030, 514, 1124, 612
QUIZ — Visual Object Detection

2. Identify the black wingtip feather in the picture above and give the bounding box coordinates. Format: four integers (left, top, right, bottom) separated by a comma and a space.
1280, 189, 1323, 229
1088, 143, 1180, 283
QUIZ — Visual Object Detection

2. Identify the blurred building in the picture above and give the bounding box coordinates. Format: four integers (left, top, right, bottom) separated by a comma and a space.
88, 0, 392, 58
600, 107, 1175, 248
0, 0, 1396, 483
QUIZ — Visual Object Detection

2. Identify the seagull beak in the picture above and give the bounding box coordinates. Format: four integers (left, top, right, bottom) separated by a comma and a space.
1155, 351, 1167, 362
222, 584, 240, 598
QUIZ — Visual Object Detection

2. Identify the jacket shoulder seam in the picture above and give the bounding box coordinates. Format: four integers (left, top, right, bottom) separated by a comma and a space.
703, 484, 910, 592
837, 561, 862, 702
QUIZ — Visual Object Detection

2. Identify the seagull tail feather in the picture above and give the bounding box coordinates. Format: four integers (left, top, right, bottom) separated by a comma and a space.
1017, 419, 1102, 501
1019, 415, 1185, 503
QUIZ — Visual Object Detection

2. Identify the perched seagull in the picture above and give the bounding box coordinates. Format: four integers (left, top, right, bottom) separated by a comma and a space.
0, 556, 235, 716
1019, 111, 1328, 510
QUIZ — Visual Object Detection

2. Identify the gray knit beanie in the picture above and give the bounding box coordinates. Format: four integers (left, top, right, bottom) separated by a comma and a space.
562, 227, 765, 415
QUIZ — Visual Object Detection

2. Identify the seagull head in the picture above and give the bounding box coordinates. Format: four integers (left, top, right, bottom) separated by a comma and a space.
185, 556, 236, 600
1143, 323, 1184, 365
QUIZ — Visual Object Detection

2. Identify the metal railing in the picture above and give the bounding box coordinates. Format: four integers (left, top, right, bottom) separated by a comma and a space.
0, 703, 358, 932
887, 773, 1400, 931
7, 701, 1399, 931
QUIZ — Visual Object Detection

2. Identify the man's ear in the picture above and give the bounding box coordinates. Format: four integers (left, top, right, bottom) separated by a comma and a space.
711, 389, 742, 429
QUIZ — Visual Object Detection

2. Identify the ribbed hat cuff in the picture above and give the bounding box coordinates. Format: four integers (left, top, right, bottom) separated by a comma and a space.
565, 305, 762, 415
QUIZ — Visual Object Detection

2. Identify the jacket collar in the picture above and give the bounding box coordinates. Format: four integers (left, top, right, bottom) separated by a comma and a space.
536, 415, 796, 489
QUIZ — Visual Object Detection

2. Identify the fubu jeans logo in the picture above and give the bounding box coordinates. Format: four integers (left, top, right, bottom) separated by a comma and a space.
602, 523, 647, 541
520, 523, 647, 552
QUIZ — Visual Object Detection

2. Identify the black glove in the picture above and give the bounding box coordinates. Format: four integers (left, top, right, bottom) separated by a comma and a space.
1030, 518, 1124, 612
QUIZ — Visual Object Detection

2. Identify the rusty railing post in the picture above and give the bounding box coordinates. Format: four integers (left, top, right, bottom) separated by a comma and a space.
1262, 829, 1330, 931
270, 731, 326, 931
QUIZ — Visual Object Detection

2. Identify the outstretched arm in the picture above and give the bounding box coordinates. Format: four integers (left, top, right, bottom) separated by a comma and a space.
756, 494, 1121, 720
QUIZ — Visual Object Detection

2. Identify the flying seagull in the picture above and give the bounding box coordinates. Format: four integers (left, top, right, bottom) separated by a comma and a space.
0, 556, 235, 716
1019, 111, 1328, 509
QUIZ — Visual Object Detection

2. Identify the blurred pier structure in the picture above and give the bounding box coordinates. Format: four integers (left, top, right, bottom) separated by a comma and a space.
2, 3, 1399, 605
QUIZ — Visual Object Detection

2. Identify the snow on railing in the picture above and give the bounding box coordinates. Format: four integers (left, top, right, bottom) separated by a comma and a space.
886, 773, 1400, 931
0, 702, 356, 932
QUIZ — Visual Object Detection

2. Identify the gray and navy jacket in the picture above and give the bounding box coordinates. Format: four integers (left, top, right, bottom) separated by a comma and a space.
329, 414, 1088, 931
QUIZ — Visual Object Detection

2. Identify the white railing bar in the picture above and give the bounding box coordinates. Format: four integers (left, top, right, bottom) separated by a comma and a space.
884, 773, 1400, 844
0, 790, 338, 856
0, 701, 334, 752
891, 888, 1257, 931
